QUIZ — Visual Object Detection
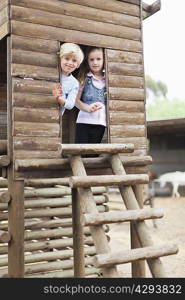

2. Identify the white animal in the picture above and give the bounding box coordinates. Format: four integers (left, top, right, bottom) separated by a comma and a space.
156, 171, 185, 197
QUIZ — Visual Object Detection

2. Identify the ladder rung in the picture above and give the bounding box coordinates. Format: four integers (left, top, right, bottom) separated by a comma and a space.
69, 174, 149, 188
0, 155, 10, 167
59, 143, 134, 155
82, 208, 164, 226
93, 244, 178, 268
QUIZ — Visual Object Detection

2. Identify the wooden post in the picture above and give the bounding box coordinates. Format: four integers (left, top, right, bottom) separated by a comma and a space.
7, 36, 25, 277
8, 170, 25, 277
72, 188, 85, 277
131, 184, 145, 277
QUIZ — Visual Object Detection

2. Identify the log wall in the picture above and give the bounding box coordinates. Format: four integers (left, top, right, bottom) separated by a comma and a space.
7, 0, 147, 174
0, 32, 7, 140
10, 36, 61, 165
0, 179, 108, 277
105, 17, 147, 157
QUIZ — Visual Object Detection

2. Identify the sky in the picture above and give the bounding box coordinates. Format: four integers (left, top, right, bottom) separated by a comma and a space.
142, 0, 185, 100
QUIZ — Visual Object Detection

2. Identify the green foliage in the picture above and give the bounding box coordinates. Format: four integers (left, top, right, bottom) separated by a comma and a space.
146, 98, 185, 120
145, 75, 168, 98
145, 75, 185, 120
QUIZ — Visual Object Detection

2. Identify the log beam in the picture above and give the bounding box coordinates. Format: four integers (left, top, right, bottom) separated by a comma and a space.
0, 155, 10, 167
14, 155, 152, 171
25, 267, 100, 278
93, 243, 178, 268
0, 230, 11, 243
59, 143, 134, 155
82, 208, 164, 226
142, 0, 161, 19
0, 191, 11, 203
69, 174, 149, 188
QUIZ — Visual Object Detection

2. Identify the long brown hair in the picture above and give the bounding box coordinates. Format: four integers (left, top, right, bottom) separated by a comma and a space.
77, 46, 104, 86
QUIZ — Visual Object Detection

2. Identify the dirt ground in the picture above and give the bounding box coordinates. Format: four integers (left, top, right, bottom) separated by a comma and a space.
107, 191, 185, 278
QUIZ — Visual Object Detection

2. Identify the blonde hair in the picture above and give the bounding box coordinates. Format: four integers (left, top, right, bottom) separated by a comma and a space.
60, 43, 84, 66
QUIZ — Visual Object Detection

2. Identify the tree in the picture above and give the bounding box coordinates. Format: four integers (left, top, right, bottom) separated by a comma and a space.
145, 75, 168, 98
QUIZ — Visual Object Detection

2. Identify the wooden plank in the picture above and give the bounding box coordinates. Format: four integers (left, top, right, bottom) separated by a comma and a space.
11, 34, 59, 53
11, 6, 141, 41
14, 150, 61, 159
108, 62, 143, 76
110, 111, 145, 125
13, 136, 60, 151
0, 0, 8, 10
13, 121, 60, 137
13, 107, 59, 123
11, 63, 58, 81
12, 49, 58, 68
0, 21, 9, 40
110, 124, 146, 137
0, 6, 8, 26
11, 0, 140, 28
11, 20, 142, 52
12, 78, 54, 94
107, 49, 142, 63
108, 75, 143, 88
109, 87, 144, 101
123, 151, 147, 158
109, 100, 144, 112
61, 0, 140, 17
13, 92, 58, 109
111, 137, 147, 149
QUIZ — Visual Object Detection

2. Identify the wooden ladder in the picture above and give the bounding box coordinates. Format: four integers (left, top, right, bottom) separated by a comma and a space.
60, 144, 178, 278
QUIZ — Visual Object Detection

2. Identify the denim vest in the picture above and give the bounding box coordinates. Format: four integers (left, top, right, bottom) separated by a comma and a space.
81, 76, 106, 105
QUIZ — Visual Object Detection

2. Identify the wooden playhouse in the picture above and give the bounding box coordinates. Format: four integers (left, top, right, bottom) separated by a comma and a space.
0, 0, 178, 278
